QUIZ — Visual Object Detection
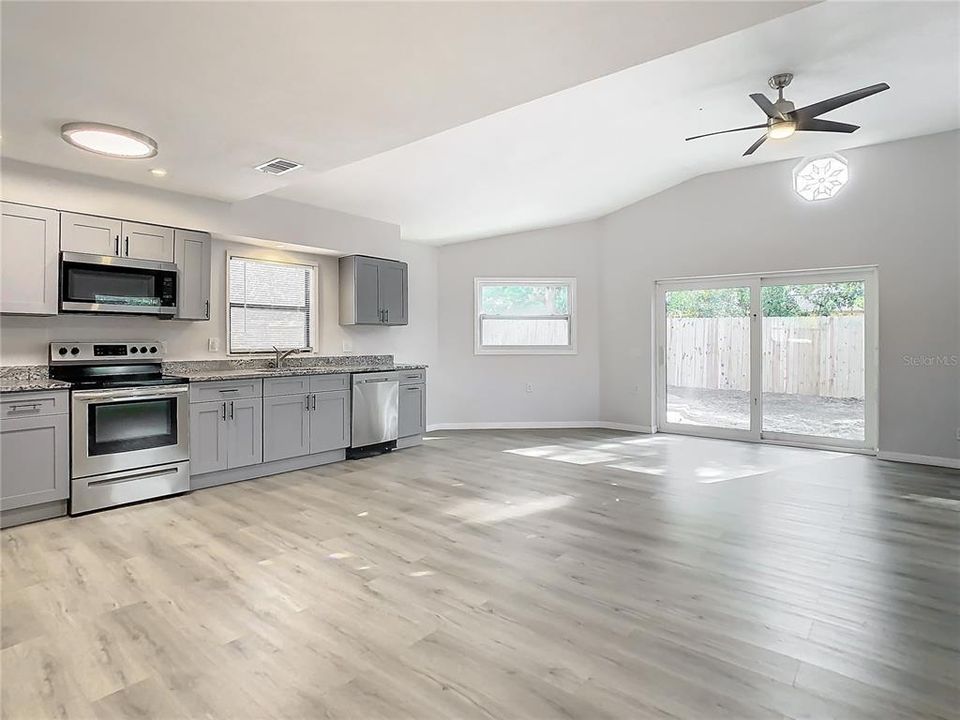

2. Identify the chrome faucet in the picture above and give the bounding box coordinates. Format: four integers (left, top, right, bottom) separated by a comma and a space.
272, 346, 303, 369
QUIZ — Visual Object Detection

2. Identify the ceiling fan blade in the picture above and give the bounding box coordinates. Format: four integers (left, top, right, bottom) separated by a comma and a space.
792, 83, 890, 122
685, 123, 767, 141
750, 93, 784, 120
743, 134, 767, 156
797, 118, 860, 133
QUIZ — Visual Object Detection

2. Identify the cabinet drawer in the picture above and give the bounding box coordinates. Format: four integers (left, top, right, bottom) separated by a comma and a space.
310, 374, 350, 393
398, 369, 426, 385
189, 379, 262, 403
0, 390, 69, 419
264, 376, 311, 397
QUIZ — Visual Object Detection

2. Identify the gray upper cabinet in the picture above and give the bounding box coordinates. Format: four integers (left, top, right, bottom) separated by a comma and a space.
0, 391, 70, 512
339, 255, 408, 326
60, 212, 122, 256
174, 229, 211, 320
123, 221, 174, 262
1, 203, 60, 315
61, 212, 174, 262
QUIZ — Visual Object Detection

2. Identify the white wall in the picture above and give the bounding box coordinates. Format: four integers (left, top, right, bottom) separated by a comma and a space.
600, 130, 959, 462
0, 160, 439, 372
432, 221, 600, 426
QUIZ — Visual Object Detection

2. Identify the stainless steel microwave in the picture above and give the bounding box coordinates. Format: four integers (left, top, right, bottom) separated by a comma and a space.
59, 252, 178, 316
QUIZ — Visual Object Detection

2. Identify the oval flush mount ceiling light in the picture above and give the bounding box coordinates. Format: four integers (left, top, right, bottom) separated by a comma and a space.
61, 122, 158, 159
793, 153, 848, 201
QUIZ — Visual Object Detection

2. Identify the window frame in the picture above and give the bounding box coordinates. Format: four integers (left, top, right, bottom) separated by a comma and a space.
474, 277, 577, 356
226, 253, 318, 355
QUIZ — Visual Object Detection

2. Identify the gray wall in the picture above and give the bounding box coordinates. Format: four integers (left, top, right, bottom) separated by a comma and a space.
433, 221, 600, 427
600, 130, 959, 461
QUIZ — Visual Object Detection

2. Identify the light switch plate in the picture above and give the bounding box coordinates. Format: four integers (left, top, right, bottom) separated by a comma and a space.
208, 338, 220, 352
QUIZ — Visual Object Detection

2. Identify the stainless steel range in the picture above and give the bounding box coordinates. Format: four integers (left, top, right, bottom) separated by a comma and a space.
49, 341, 190, 514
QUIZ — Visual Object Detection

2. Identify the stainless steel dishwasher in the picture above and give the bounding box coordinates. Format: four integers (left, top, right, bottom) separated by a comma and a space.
350, 371, 399, 454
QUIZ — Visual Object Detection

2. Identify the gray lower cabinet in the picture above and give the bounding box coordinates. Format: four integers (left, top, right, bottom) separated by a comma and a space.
399, 383, 426, 438
190, 397, 262, 474
1, 391, 70, 527
190, 400, 228, 474
311, 390, 351, 453
263, 393, 310, 462
263, 386, 350, 461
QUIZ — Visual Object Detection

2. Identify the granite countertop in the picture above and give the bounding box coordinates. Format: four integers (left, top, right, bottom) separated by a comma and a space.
165, 363, 427, 383
0, 366, 72, 394
0, 356, 427, 392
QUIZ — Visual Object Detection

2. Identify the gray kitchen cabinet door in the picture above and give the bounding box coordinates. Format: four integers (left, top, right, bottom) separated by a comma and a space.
174, 230, 211, 320
190, 401, 228, 475
263, 393, 310, 462
121, 221, 174, 262
60, 212, 122, 256
398, 383, 425, 438
355, 257, 382, 324
0, 413, 69, 510
378, 259, 407, 325
310, 390, 351, 453
1, 203, 60, 315
226, 397, 262, 469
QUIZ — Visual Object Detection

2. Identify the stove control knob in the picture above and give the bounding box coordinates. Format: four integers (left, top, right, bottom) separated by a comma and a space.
70, 347, 80, 356
58, 347, 68, 356
149, 346, 158, 354
140, 346, 148, 354
130, 347, 138, 353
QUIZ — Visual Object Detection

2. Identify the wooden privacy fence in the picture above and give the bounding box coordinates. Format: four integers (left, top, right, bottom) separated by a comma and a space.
666, 316, 865, 399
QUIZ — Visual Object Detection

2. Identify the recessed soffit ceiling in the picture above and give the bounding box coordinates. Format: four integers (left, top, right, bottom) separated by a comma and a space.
0, 1, 809, 202
273, 0, 960, 243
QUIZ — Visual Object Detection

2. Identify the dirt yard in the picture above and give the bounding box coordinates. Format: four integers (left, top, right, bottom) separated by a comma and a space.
667, 386, 864, 440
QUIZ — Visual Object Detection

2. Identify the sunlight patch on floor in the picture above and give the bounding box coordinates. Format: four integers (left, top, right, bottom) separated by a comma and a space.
445, 495, 574, 523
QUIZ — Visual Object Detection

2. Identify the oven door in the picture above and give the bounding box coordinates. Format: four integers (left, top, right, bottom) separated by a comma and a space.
71, 385, 190, 478
60, 252, 178, 316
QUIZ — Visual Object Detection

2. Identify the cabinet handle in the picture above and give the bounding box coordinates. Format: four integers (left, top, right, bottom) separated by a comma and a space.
114, 235, 120, 255
204, 300, 209, 319
221, 402, 226, 421
305, 394, 311, 412
6, 403, 42, 413
218, 388, 239, 394
311, 394, 317, 411
230, 400, 235, 420
385, 309, 389, 322
124, 237, 130, 256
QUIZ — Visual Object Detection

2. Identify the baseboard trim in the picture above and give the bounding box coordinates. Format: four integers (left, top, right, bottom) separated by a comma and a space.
876, 451, 960, 470
426, 421, 655, 434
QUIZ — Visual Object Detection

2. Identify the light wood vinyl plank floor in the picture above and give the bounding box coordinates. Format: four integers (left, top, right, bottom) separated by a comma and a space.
2, 429, 958, 719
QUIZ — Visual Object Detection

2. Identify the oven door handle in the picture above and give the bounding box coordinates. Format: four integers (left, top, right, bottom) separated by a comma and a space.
73, 385, 189, 401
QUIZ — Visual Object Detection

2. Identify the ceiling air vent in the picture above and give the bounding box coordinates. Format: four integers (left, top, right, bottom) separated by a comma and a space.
254, 157, 302, 175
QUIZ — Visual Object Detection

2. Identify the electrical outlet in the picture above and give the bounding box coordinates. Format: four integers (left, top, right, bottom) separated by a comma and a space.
342, 338, 353, 353
208, 338, 220, 352
525, 383, 534, 393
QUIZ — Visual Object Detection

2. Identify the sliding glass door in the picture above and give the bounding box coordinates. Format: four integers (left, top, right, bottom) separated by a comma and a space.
658, 278, 760, 441
657, 269, 877, 450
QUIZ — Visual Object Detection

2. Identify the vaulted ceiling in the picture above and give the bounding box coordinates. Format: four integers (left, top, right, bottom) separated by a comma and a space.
3, 1, 956, 243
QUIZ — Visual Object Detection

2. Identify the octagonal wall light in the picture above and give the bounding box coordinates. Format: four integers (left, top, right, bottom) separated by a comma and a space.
793, 153, 849, 202
61, 122, 158, 159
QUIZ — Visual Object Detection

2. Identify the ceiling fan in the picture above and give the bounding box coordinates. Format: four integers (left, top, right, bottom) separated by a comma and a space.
686, 73, 890, 156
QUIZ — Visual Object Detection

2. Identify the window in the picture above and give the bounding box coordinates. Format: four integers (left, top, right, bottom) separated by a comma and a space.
475, 278, 576, 354
228, 255, 315, 353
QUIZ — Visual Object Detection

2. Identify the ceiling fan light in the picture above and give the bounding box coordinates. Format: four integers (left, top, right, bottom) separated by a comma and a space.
61, 122, 158, 159
768, 120, 797, 140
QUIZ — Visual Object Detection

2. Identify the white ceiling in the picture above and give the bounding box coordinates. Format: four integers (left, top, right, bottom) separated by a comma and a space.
0, 0, 806, 201
275, 1, 960, 243
2, 2, 955, 245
